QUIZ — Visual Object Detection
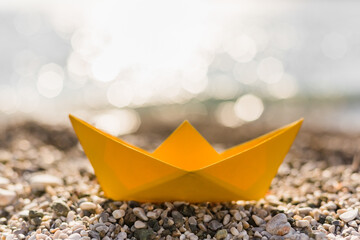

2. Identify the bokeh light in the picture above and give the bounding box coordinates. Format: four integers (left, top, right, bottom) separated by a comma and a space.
268, 74, 298, 99
234, 94, 264, 122
257, 57, 284, 84
215, 101, 244, 128
36, 63, 64, 98
92, 109, 141, 136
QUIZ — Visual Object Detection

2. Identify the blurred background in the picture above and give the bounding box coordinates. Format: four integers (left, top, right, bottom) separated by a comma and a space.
1, 0, 360, 138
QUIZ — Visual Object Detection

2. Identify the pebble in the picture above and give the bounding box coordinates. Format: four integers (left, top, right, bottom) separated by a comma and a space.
51, 200, 70, 217
112, 209, 125, 219
296, 220, 310, 228
147, 211, 159, 219
340, 209, 358, 222
134, 220, 147, 229
233, 211, 242, 221
254, 231, 262, 238
188, 216, 197, 225
68, 233, 81, 240
266, 213, 291, 236
203, 214, 212, 223
252, 215, 264, 226
172, 211, 184, 227
230, 227, 239, 236
298, 207, 312, 215
79, 202, 96, 211
223, 214, 230, 225
215, 229, 227, 239
208, 220, 223, 231
133, 207, 148, 221
29, 174, 62, 190
0, 188, 16, 206
0, 177, 10, 187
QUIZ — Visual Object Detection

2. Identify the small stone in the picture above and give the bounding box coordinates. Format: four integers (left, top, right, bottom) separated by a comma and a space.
29, 174, 62, 190
223, 214, 230, 225
203, 215, 212, 223
298, 207, 312, 215
230, 227, 239, 236
178, 204, 195, 217
198, 223, 207, 231
133, 207, 148, 221
117, 232, 127, 240
148, 219, 160, 231
147, 211, 159, 219
134, 229, 155, 240
188, 216, 197, 225
252, 215, 264, 226
340, 209, 358, 222
266, 213, 291, 236
172, 211, 184, 227
329, 225, 336, 233
189, 234, 198, 240
208, 220, 223, 231
68, 233, 81, 240
51, 200, 70, 217
254, 231, 262, 238
134, 220, 147, 229
296, 220, 310, 228
80, 230, 88, 237
0, 188, 16, 206
215, 229, 227, 239
112, 209, 125, 219
325, 202, 337, 210
67, 210, 76, 223
79, 202, 96, 211
0, 177, 10, 187
233, 211, 242, 221
348, 220, 358, 228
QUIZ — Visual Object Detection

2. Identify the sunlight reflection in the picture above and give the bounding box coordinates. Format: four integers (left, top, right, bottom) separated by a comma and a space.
234, 94, 264, 122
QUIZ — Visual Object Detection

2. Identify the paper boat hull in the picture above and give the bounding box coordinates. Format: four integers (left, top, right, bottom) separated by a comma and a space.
70, 115, 303, 202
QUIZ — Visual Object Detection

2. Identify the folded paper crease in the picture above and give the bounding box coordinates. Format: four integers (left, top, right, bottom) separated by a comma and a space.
69, 115, 303, 202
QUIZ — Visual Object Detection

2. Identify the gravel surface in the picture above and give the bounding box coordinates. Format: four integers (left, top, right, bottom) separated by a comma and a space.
0, 121, 360, 240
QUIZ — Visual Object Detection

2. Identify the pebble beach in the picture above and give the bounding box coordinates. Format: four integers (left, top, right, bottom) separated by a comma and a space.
1, 121, 360, 240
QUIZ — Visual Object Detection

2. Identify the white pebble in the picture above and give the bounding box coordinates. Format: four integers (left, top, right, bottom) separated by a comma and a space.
223, 214, 230, 225
29, 174, 62, 190
349, 220, 358, 228
0, 177, 10, 187
134, 220, 146, 229
0, 188, 16, 206
234, 211, 242, 221
80, 230, 88, 237
296, 220, 310, 228
68, 233, 81, 240
230, 227, 239, 236
340, 209, 358, 222
133, 207, 148, 221
203, 215, 212, 223
35, 234, 47, 240
67, 211, 76, 223
147, 211, 158, 219
266, 213, 291, 236
112, 209, 125, 219
79, 202, 97, 211
252, 215, 264, 226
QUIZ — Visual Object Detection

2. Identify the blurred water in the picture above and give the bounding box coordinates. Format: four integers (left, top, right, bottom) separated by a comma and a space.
0, 0, 360, 132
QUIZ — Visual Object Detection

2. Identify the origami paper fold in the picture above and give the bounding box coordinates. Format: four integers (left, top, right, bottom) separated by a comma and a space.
69, 115, 303, 202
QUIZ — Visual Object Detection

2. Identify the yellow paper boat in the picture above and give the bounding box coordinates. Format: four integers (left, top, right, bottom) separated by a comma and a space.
69, 115, 303, 202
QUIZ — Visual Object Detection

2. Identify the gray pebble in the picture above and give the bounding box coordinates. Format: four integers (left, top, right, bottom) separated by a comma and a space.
208, 220, 223, 231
